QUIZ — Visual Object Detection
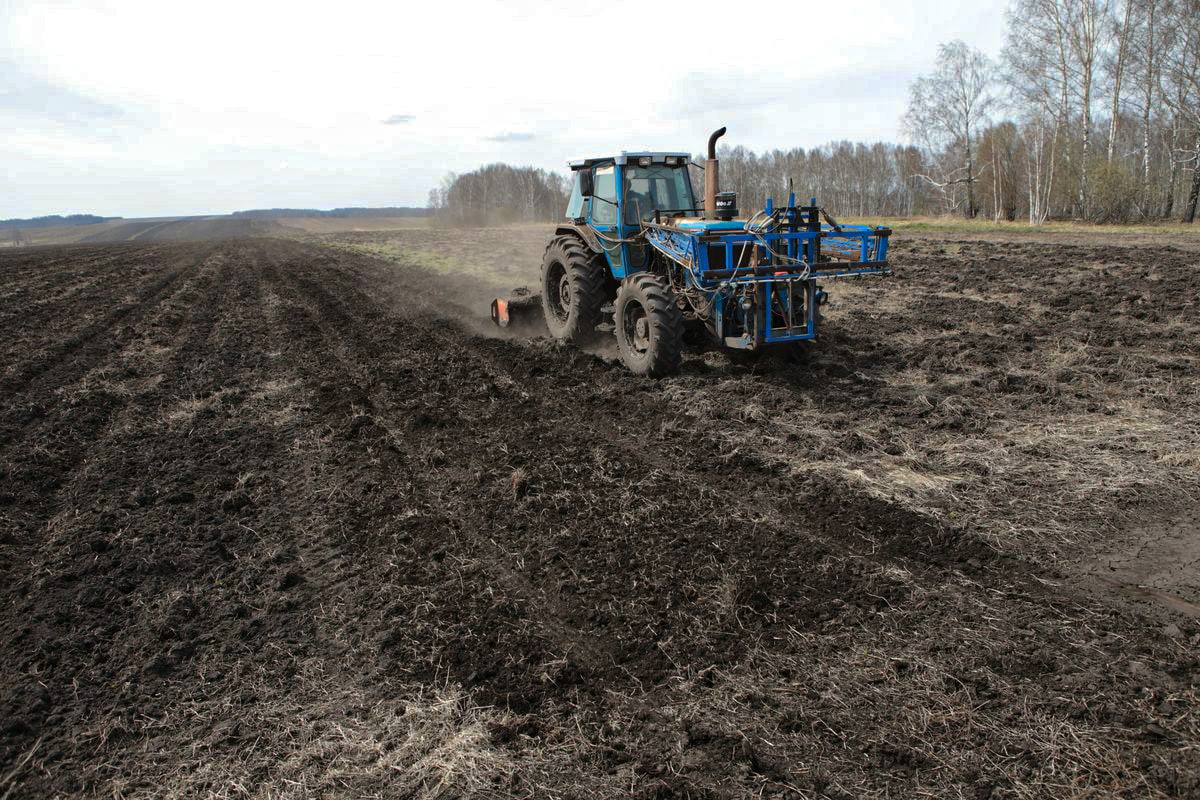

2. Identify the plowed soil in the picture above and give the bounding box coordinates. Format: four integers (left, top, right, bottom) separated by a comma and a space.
1, 234, 1197, 798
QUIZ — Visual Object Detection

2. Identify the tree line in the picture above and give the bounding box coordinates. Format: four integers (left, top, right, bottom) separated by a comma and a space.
426, 148, 927, 223
1, 214, 117, 229
710, 142, 929, 218
430, 0, 1199, 225
719, 0, 1198, 223
427, 164, 570, 224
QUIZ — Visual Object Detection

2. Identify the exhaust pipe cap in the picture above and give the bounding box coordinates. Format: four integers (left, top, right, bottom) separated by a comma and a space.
707, 127, 727, 160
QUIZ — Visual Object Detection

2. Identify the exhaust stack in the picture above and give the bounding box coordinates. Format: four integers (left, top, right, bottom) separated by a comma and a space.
704, 126, 726, 220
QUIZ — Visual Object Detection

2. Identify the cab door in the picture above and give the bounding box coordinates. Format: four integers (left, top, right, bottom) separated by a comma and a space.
587, 164, 625, 278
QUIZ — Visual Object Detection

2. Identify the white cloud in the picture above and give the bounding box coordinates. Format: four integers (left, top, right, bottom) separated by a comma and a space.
0, 0, 1010, 217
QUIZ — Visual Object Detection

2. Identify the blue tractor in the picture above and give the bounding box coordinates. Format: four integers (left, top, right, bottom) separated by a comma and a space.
490, 128, 892, 377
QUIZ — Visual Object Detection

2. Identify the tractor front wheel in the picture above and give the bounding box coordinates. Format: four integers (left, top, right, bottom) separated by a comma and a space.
540, 236, 606, 343
614, 273, 683, 377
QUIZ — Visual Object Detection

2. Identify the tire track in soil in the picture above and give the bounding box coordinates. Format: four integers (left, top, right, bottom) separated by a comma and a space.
258, 244, 620, 691
0, 247, 141, 295
0, 242, 300, 795
0, 246, 134, 283
0, 247, 165, 365
16, 245, 229, 563
258, 241, 987, 710
280, 244, 1157, 698
298, 249, 668, 652
0, 244, 206, 415
0, 245, 224, 567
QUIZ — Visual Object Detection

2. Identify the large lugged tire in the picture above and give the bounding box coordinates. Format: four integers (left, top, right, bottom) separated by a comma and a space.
540, 236, 607, 343
614, 273, 683, 377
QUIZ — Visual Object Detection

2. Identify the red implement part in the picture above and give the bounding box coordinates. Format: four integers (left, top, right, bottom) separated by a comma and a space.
489, 288, 544, 332
491, 297, 511, 327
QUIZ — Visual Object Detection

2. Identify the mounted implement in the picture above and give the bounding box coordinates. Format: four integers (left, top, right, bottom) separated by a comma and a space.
490, 127, 891, 376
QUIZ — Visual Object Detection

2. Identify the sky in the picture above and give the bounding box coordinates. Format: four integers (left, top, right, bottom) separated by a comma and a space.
1, 0, 1010, 219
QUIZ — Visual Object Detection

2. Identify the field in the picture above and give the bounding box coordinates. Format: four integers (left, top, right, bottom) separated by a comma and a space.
1, 224, 1198, 798
2, 216, 427, 248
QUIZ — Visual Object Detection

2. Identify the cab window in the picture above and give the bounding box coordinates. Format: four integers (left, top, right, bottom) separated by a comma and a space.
565, 173, 584, 218
623, 164, 695, 224
591, 165, 618, 225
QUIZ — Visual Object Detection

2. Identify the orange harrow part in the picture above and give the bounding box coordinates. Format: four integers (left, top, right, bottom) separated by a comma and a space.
489, 288, 543, 331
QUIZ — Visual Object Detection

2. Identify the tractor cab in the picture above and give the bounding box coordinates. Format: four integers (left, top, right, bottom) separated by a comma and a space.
566, 153, 694, 277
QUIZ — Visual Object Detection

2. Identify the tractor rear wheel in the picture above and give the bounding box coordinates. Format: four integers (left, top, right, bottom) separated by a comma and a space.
540, 236, 607, 344
614, 273, 683, 377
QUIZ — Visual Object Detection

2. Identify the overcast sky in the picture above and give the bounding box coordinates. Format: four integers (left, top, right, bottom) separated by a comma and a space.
1, 0, 1009, 219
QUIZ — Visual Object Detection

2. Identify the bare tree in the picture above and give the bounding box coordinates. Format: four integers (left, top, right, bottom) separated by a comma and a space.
1073, 0, 1112, 216
1158, 0, 1200, 221
904, 41, 998, 217
1004, 0, 1112, 219
1004, 0, 1075, 221
979, 122, 1025, 220
1128, 0, 1161, 213
1106, 0, 1134, 162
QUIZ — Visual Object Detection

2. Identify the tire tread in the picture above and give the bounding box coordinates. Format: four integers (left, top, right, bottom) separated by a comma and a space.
540, 235, 607, 343
616, 273, 683, 377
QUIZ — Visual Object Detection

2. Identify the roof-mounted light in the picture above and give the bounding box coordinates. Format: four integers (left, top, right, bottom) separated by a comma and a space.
638, 156, 652, 166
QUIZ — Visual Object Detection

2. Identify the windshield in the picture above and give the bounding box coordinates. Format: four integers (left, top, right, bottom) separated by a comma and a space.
623, 164, 694, 224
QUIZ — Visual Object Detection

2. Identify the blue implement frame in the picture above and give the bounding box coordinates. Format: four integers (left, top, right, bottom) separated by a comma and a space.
637, 200, 891, 349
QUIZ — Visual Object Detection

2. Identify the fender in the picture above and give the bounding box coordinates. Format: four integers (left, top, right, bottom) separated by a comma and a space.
555, 222, 602, 254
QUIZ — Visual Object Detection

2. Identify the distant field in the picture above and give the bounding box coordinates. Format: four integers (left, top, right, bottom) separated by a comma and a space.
274, 215, 430, 233
1, 215, 428, 246
4, 217, 156, 246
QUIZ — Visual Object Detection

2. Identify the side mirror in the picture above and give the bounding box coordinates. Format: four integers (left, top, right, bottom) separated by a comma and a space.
579, 170, 593, 198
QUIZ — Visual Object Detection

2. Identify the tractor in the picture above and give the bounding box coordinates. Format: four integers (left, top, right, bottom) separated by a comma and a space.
490, 127, 892, 376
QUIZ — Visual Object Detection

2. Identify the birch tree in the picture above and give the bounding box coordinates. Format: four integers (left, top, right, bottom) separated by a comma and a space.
1004, 0, 1076, 221
1158, 0, 1200, 221
1128, 0, 1160, 212
904, 41, 998, 217
1070, 0, 1111, 216
1106, 0, 1134, 162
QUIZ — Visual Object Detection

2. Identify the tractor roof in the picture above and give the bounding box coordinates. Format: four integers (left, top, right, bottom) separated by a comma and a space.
568, 152, 692, 170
